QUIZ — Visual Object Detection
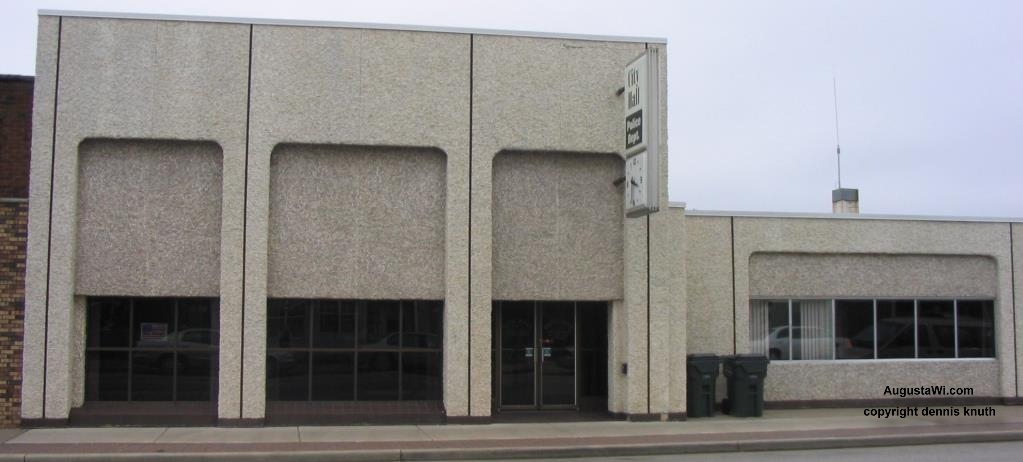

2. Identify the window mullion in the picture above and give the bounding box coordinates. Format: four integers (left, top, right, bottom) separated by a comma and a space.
353, 301, 360, 401
788, 299, 793, 361
172, 299, 179, 402
128, 298, 134, 402
872, 299, 878, 360
308, 300, 316, 401
398, 301, 404, 401
913, 299, 919, 359
831, 299, 836, 360
954, 299, 959, 359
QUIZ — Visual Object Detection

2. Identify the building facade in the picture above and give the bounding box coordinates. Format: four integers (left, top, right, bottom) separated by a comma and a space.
0, 74, 32, 427
18, 11, 1023, 427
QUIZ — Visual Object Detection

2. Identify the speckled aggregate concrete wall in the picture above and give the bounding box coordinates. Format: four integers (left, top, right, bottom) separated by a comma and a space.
766, 360, 1000, 401
22, 15, 59, 420
24, 16, 250, 420
684, 215, 734, 356
76, 140, 223, 297
472, 36, 666, 417
1014, 223, 1022, 399
245, 25, 470, 419
29, 11, 1022, 422
650, 206, 686, 415
28, 12, 679, 422
684, 215, 1015, 403
267, 145, 446, 299
492, 151, 622, 301
735, 218, 1014, 400
749, 253, 997, 298
645, 44, 685, 417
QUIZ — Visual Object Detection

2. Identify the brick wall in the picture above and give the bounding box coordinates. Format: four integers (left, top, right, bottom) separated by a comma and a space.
0, 202, 26, 426
0, 76, 33, 199
0, 75, 32, 427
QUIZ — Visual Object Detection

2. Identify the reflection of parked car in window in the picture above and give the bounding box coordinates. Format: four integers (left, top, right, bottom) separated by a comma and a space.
266, 351, 302, 376
135, 328, 219, 372
362, 332, 441, 370
364, 332, 441, 349
767, 326, 846, 360
842, 316, 976, 359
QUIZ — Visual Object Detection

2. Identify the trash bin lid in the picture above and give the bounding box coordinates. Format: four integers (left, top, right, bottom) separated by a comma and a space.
687, 354, 720, 360
734, 354, 768, 359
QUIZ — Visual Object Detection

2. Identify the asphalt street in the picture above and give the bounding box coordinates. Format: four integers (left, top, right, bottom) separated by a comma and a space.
473, 440, 1023, 461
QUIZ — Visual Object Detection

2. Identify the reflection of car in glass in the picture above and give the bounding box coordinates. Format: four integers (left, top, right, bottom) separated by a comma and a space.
135, 328, 219, 372
364, 332, 440, 349
767, 326, 847, 360
266, 351, 302, 376
363, 332, 441, 370
842, 316, 975, 359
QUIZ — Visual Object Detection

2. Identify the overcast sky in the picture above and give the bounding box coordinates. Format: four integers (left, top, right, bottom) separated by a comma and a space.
2, 0, 1020, 217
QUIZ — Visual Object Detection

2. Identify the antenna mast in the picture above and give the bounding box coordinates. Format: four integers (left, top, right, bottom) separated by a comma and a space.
833, 76, 842, 189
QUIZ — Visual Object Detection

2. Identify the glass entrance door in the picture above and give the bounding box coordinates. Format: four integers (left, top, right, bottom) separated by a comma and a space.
497, 301, 577, 409
539, 302, 575, 407
499, 302, 535, 406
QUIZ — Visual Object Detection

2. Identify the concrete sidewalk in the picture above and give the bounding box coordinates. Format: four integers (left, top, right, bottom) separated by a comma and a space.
2, 406, 1023, 461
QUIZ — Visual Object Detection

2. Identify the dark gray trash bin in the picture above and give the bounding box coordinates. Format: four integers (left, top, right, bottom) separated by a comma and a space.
686, 354, 720, 417
722, 354, 769, 417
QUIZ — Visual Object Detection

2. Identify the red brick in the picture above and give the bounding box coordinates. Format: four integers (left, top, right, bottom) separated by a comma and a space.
0, 75, 32, 427
0, 76, 33, 199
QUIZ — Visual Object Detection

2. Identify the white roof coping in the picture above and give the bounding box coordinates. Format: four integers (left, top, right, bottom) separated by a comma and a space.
39, 10, 667, 44
685, 209, 1023, 224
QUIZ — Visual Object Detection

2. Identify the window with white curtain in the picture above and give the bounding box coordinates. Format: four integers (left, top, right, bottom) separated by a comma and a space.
793, 300, 834, 360
749, 299, 995, 361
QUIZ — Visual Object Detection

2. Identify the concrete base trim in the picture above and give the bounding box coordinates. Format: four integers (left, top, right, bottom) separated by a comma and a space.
607, 412, 669, 422
444, 415, 491, 425
67, 402, 218, 427
218, 418, 266, 427
628, 413, 661, 422
19, 418, 67, 428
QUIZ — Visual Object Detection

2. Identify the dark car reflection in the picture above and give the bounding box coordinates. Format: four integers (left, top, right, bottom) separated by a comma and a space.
133, 328, 219, 372
838, 315, 990, 359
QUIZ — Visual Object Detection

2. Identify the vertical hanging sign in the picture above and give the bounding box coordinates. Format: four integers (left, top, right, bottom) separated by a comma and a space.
623, 48, 660, 218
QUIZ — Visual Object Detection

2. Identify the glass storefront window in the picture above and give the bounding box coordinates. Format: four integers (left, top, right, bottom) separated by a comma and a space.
85, 297, 220, 402
753, 297, 996, 361
957, 300, 996, 358
835, 300, 874, 359
266, 299, 443, 402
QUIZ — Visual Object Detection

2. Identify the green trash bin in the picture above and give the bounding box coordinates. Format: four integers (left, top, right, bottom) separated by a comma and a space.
686, 354, 721, 417
723, 354, 769, 417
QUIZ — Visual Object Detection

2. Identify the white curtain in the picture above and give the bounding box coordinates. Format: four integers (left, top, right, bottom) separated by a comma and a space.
797, 300, 833, 360
750, 300, 770, 356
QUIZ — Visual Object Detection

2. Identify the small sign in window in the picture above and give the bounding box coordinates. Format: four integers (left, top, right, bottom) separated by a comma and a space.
141, 322, 168, 341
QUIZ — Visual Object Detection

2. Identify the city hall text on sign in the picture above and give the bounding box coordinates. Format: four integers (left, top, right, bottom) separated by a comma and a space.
623, 49, 660, 217
624, 55, 646, 153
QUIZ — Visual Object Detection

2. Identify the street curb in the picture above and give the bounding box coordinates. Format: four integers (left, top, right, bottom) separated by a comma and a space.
19, 450, 401, 462
4, 430, 1023, 461
398, 430, 1023, 460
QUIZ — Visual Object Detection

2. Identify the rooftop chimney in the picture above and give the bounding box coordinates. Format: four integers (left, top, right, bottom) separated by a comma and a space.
832, 188, 859, 214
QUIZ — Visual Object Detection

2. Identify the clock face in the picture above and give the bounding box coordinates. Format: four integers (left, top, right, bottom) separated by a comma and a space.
626, 152, 647, 210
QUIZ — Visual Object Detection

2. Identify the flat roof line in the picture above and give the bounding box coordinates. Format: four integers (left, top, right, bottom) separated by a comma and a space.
0, 74, 34, 82
38, 9, 667, 44
685, 209, 1023, 224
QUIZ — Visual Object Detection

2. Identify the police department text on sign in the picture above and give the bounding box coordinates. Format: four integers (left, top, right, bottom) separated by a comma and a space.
625, 55, 646, 154
623, 49, 660, 218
